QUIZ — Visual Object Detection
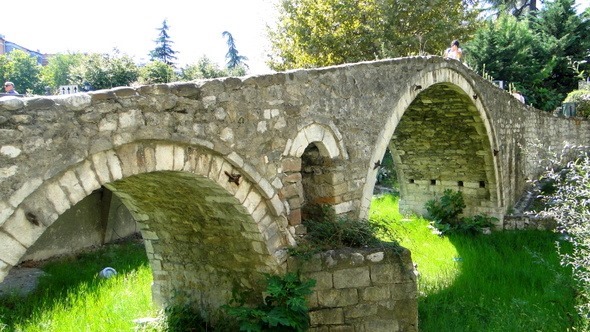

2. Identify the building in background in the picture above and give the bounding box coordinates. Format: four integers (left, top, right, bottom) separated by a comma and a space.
0, 34, 48, 65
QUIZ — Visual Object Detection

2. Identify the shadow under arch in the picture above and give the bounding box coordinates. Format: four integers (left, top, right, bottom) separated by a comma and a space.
360, 67, 502, 220
1, 141, 293, 319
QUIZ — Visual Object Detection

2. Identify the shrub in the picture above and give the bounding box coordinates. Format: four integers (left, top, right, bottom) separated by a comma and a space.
425, 190, 496, 235
296, 204, 400, 255
539, 146, 590, 324
223, 273, 316, 332
564, 89, 590, 118
425, 189, 466, 227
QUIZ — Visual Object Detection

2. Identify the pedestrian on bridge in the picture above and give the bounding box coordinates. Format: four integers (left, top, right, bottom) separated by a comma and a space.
444, 40, 463, 61
3, 82, 18, 94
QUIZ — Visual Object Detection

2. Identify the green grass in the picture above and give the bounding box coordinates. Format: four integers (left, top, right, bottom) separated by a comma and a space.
370, 193, 580, 331
0, 240, 156, 332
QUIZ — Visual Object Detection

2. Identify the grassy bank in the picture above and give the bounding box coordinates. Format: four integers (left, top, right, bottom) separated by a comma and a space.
370, 193, 579, 331
0, 240, 155, 332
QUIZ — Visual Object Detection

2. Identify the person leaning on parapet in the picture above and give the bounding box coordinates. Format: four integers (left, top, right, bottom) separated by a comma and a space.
444, 40, 463, 61
3, 82, 18, 94
512, 90, 525, 104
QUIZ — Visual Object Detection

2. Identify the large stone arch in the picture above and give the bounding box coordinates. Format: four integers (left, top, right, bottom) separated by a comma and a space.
0, 141, 293, 315
360, 66, 502, 219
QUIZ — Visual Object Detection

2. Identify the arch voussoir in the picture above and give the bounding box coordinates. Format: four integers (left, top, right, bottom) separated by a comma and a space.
57, 170, 87, 205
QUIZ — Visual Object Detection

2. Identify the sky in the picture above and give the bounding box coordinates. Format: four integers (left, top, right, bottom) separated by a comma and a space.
0, 0, 278, 74
0, 0, 589, 76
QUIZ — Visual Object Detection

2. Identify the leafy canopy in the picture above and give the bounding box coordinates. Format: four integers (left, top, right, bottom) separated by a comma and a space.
465, 0, 590, 111
267, 0, 482, 70
0, 50, 44, 95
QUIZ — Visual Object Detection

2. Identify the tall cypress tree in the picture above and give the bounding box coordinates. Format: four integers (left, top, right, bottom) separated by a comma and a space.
149, 19, 178, 67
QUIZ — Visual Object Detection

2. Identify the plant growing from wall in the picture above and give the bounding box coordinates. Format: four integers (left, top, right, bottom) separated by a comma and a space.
291, 204, 400, 259
223, 273, 316, 332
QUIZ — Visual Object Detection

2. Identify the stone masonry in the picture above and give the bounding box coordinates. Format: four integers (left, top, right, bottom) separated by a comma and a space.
0, 56, 589, 315
289, 247, 418, 332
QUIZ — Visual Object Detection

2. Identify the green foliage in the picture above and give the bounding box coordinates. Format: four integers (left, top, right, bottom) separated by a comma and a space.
224, 273, 315, 332
425, 189, 497, 235
425, 189, 466, 226
149, 19, 178, 66
376, 148, 398, 190
0, 49, 44, 95
40, 53, 85, 93
539, 146, 590, 323
139, 60, 176, 84
529, 0, 590, 108
292, 204, 399, 259
268, 0, 481, 70
464, 14, 558, 111
455, 214, 497, 234
161, 304, 212, 332
371, 195, 581, 331
466, 0, 590, 112
69, 52, 139, 90
178, 56, 239, 80
564, 89, 590, 117
0, 240, 155, 331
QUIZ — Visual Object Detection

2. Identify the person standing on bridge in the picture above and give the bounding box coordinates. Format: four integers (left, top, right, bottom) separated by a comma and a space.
512, 90, 525, 104
444, 40, 463, 61
3, 82, 18, 94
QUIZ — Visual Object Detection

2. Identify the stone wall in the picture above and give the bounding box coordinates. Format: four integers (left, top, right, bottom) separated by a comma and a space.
289, 247, 418, 332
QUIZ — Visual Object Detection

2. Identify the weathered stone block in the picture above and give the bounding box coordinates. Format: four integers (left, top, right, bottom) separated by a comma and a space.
317, 288, 358, 307
333, 267, 371, 288
360, 285, 390, 302
309, 308, 344, 326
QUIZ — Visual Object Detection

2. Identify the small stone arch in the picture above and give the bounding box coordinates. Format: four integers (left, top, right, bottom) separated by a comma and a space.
360, 66, 502, 220
0, 141, 293, 316
281, 123, 351, 225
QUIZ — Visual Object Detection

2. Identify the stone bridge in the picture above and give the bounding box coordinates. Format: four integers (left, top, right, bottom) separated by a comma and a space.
1, 56, 588, 327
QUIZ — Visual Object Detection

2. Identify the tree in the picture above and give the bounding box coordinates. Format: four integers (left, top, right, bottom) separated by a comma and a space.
0, 50, 43, 95
149, 19, 178, 66
530, 0, 590, 99
222, 31, 249, 70
139, 60, 176, 84
464, 14, 557, 109
179, 56, 232, 80
70, 52, 139, 90
465, 0, 590, 111
40, 53, 85, 93
481, 0, 539, 18
267, 0, 481, 70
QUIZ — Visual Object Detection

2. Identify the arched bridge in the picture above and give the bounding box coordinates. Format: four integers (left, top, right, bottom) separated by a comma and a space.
1, 56, 588, 310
